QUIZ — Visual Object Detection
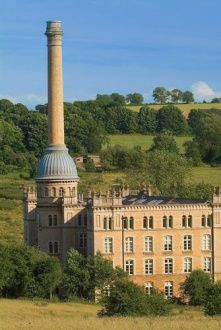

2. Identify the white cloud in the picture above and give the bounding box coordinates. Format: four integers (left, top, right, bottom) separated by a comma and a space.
191, 81, 221, 100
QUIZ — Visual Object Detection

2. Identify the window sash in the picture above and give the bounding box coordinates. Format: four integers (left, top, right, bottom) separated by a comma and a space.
144, 237, 153, 252
145, 259, 153, 275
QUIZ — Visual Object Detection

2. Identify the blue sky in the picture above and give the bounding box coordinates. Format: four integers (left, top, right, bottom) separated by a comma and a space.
1, 0, 221, 108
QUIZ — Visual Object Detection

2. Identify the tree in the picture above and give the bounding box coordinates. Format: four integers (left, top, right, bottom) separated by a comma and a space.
137, 106, 157, 134
149, 132, 179, 154
147, 150, 190, 196
181, 270, 212, 305
85, 159, 96, 172
211, 97, 221, 103
156, 105, 188, 135
182, 91, 194, 103
153, 87, 169, 104
170, 89, 183, 103
63, 249, 90, 298
100, 278, 171, 316
126, 93, 144, 105
203, 282, 221, 316
184, 140, 202, 166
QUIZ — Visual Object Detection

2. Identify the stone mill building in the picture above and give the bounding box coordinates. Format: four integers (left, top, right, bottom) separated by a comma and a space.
24, 21, 221, 298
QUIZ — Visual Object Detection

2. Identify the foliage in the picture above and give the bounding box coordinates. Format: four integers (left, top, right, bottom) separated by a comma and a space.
149, 132, 179, 154
100, 278, 171, 316
147, 150, 190, 196
0, 243, 62, 299
203, 282, 221, 316
152, 87, 169, 104
180, 270, 212, 306
170, 89, 183, 103
85, 159, 96, 172
182, 91, 194, 103
126, 93, 144, 105
156, 105, 188, 135
184, 140, 202, 166
63, 249, 128, 300
137, 106, 157, 134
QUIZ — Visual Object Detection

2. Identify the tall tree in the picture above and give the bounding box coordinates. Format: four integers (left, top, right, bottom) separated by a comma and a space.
126, 93, 144, 105
170, 89, 183, 103
152, 87, 169, 104
137, 106, 157, 134
156, 105, 188, 135
182, 91, 194, 103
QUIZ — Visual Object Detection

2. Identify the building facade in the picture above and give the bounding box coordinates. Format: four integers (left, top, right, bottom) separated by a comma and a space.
24, 21, 221, 298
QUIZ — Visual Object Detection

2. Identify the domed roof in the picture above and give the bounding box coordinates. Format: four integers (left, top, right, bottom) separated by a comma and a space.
36, 145, 79, 181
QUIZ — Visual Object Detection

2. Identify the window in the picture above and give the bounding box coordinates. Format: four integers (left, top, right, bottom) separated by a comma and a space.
79, 233, 87, 249
44, 187, 49, 197
163, 216, 173, 228
183, 235, 192, 251
125, 237, 133, 252
78, 214, 82, 226
203, 234, 211, 251
203, 257, 211, 272
123, 217, 134, 229
104, 238, 113, 253
53, 215, 57, 226
164, 281, 173, 298
145, 259, 153, 275
48, 215, 52, 227
143, 216, 153, 229
165, 258, 173, 274
104, 217, 112, 230
59, 187, 64, 197
202, 215, 212, 227
54, 241, 59, 254
125, 260, 134, 275
49, 241, 53, 254
144, 236, 153, 252
184, 257, 192, 273
52, 187, 56, 197
182, 215, 192, 228
84, 214, 87, 227
145, 282, 153, 295
164, 235, 172, 251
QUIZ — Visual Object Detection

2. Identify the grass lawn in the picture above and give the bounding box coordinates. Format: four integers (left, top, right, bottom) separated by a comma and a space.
0, 299, 220, 330
127, 103, 221, 115
106, 134, 191, 153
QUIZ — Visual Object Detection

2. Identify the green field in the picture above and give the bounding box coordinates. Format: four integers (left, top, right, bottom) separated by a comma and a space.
107, 134, 191, 153
0, 298, 220, 330
127, 103, 221, 115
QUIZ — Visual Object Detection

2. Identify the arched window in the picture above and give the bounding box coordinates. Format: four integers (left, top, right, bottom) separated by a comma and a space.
54, 242, 59, 254
53, 215, 57, 226
48, 215, 52, 227
72, 187, 76, 197
52, 187, 56, 197
129, 217, 134, 229
49, 242, 53, 254
44, 187, 49, 197
59, 187, 64, 197
84, 214, 87, 227
182, 215, 187, 227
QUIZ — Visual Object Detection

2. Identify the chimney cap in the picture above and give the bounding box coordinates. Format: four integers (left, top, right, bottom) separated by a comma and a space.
45, 21, 63, 36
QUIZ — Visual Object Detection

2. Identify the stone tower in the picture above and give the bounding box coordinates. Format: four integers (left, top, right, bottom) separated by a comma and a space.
24, 21, 88, 261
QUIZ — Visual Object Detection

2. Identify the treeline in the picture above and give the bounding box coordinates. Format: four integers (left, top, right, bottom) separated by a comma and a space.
1, 243, 221, 317
0, 97, 221, 175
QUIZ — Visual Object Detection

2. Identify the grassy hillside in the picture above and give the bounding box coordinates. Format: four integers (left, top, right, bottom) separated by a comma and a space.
0, 299, 220, 330
106, 134, 191, 153
127, 103, 221, 115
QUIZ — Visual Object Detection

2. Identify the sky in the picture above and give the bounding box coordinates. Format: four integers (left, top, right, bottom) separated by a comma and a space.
1, 0, 221, 108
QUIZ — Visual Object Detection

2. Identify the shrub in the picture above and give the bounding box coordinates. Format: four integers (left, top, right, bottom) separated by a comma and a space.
180, 270, 212, 305
204, 282, 221, 316
85, 159, 96, 172
100, 279, 171, 316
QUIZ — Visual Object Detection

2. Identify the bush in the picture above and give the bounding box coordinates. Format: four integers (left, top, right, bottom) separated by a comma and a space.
85, 159, 96, 172
180, 270, 212, 305
100, 278, 171, 316
203, 282, 221, 316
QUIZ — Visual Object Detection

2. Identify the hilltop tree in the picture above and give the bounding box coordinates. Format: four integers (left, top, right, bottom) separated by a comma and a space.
126, 93, 144, 105
153, 87, 169, 104
170, 89, 183, 103
182, 91, 194, 103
